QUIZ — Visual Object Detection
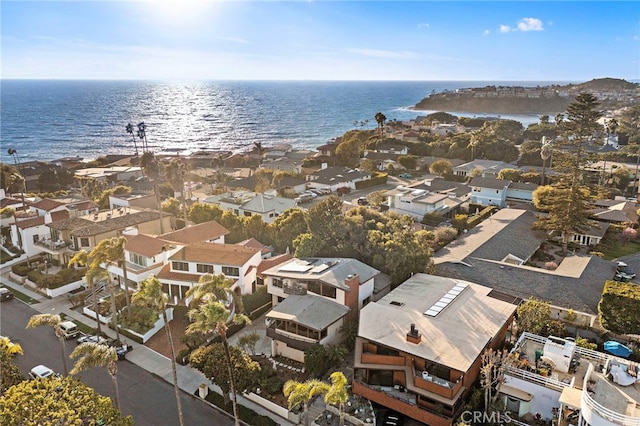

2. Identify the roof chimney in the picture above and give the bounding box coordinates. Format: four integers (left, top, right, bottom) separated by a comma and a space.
406, 323, 421, 344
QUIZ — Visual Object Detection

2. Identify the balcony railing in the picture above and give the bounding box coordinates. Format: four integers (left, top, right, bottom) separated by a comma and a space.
34, 238, 71, 252
283, 284, 307, 296
266, 326, 317, 352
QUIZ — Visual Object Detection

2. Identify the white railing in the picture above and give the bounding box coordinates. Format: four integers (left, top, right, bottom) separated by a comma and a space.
582, 386, 640, 426
504, 365, 569, 391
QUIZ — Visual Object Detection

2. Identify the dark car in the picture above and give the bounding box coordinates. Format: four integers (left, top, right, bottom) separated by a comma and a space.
0, 288, 14, 302
357, 197, 369, 206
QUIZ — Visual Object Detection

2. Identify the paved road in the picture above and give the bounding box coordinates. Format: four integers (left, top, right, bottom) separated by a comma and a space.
1, 297, 233, 426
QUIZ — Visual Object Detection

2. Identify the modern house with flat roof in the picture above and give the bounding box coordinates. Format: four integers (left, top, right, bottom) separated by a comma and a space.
503, 332, 640, 426
353, 273, 518, 426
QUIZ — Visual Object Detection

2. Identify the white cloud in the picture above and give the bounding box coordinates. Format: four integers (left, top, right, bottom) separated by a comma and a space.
517, 17, 544, 32
483, 29, 490, 36
499, 25, 512, 33
633, 35, 639, 41
345, 48, 419, 59
417, 22, 430, 29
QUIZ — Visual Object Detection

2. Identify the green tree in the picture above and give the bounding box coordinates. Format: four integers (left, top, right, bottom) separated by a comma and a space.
162, 197, 182, 218
70, 342, 121, 411
26, 313, 69, 376
0, 376, 133, 425
243, 214, 269, 243
598, 280, 640, 335
97, 185, 132, 210
359, 158, 378, 173
283, 378, 330, 426
496, 168, 521, 182
188, 202, 224, 224
397, 155, 417, 170
305, 196, 347, 256
132, 276, 184, 426
324, 372, 349, 426
516, 297, 551, 336
293, 232, 326, 258
237, 331, 261, 356
186, 273, 250, 426
268, 208, 308, 253
189, 343, 260, 398
429, 159, 452, 176
0, 336, 24, 394
0, 163, 20, 193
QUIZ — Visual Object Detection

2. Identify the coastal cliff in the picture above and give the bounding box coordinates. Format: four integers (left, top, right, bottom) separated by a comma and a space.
412, 78, 639, 115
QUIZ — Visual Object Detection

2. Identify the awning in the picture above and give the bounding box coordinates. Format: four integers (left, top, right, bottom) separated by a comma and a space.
559, 387, 582, 409
500, 385, 533, 402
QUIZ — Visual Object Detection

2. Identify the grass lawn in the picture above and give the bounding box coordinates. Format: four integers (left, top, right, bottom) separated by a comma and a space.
595, 239, 640, 260
0, 282, 39, 304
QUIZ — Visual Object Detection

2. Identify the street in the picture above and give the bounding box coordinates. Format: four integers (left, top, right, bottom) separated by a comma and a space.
0, 297, 233, 426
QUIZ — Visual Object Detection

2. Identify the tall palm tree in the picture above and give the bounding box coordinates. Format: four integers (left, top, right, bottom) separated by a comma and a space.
125, 123, 139, 156
26, 314, 69, 376
165, 159, 189, 226
374, 112, 387, 136
540, 136, 552, 186
137, 122, 148, 152
132, 276, 184, 426
69, 250, 104, 336
324, 372, 349, 426
140, 151, 165, 234
90, 237, 132, 316
283, 378, 330, 426
70, 342, 121, 411
185, 274, 250, 426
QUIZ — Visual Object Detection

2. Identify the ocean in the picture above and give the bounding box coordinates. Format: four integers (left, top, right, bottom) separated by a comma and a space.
0, 80, 563, 164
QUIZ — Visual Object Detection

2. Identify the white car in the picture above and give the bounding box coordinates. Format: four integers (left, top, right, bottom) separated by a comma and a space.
77, 334, 108, 345
29, 364, 56, 379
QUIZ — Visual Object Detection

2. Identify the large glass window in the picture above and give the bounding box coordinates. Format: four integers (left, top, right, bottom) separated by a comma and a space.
272, 278, 283, 288
222, 266, 239, 276
196, 264, 214, 274
172, 261, 189, 271
129, 252, 147, 267
307, 281, 336, 299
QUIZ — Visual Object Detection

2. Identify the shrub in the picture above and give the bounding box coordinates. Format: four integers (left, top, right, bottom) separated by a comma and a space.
544, 261, 558, 270
575, 336, 597, 351
434, 226, 457, 244
422, 212, 443, 226
11, 263, 31, 276
242, 286, 271, 316
176, 348, 191, 365
622, 227, 638, 241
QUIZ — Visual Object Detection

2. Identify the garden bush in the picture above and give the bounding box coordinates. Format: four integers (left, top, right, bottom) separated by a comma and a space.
204, 388, 277, 426
11, 263, 31, 276
242, 287, 271, 318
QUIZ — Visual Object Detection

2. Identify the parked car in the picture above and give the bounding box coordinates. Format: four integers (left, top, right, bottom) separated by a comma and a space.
398, 173, 412, 179
615, 261, 636, 282
318, 188, 332, 195
29, 364, 57, 379
59, 321, 80, 339
77, 334, 108, 345
107, 339, 131, 360
0, 287, 14, 302
294, 193, 315, 203
357, 197, 369, 206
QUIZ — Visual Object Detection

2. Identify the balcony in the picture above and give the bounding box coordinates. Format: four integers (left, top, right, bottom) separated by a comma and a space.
34, 238, 72, 253
266, 326, 317, 352
283, 284, 307, 296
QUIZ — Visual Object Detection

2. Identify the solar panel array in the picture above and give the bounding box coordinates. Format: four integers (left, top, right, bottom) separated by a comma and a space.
423, 281, 469, 317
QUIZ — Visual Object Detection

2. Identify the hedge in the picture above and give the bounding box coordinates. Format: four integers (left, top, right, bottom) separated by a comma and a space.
598, 280, 640, 335
467, 206, 498, 229
354, 172, 388, 190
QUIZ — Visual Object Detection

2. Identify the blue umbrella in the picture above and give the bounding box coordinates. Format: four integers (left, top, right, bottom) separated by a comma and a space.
604, 341, 632, 358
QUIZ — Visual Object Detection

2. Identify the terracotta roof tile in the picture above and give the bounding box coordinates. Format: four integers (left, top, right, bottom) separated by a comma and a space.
160, 220, 229, 244
156, 264, 203, 283
31, 198, 65, 211
169, 242, 260, 266
125, 234, 174, 257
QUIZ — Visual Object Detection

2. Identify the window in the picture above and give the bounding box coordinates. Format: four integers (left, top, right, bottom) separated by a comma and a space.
222, 266, 239, 276
272, 278, 283, 288
362, 296, 371, 307
197, 264, 214, 274
33, 235, 40, 243
129, 252, 147, 267
172, 261, 189, 271
308, 281, 336, 299
80, 237, 90, 247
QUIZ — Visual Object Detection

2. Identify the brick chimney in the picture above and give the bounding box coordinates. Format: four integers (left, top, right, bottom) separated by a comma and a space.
406, 323, 421, 344
344, 273, 360, 322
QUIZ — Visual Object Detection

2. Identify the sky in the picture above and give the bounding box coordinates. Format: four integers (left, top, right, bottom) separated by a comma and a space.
1, 1, 639, 81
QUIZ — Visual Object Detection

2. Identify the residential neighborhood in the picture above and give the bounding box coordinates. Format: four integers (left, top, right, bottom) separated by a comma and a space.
2, 90, 640, 426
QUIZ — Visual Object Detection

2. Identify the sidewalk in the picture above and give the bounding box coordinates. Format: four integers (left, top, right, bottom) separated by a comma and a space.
0, 272, 295, 426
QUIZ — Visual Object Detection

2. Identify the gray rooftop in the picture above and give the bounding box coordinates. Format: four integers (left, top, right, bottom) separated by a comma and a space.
266, 294, 350, 330
358, 273, 518, 372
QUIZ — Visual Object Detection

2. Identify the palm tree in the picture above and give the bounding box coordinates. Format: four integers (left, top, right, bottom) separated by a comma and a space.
283, 378, 330, 426
69, 250, 104, 336
90, 237, 132, 317
540, 136, 552, 186
140, 151, 165, 234
324, 372, 349, 426
125, 123, 139, 156
70, 342, 121, 411
374, 112, 387, 136
26, 314, 69, 375
132, 276, 184, 426
165, 159, 189, 226
185, 274, 250, 426
137, 122, 148, 152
